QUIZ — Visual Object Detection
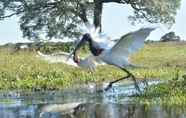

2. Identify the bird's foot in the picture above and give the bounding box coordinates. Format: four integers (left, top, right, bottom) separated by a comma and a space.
104, 82, 113, 91
130, 75, 142, 96
135, 84, 142, 96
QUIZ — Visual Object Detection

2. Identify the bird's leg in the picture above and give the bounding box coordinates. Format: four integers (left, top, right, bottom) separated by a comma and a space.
121, 68, 141, 94
104, 74, 130, 91
105, 68, 142, 94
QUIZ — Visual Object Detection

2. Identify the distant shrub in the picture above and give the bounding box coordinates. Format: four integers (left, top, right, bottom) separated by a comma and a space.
2, 41, 91, 54
160, 32, 181, 42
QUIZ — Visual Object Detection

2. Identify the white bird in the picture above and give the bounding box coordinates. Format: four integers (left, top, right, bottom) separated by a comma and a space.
72, 27, 155, 92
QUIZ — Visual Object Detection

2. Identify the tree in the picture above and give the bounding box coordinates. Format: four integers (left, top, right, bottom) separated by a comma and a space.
161, 31, 181, 42
0, 0, 182, 40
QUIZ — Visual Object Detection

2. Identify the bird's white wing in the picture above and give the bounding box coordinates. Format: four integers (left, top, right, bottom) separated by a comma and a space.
37, 51, 78, 66
78, 55, 105, 71
110, 28, 155, 58
37, 51, 104, 71
78, 56, 96, 71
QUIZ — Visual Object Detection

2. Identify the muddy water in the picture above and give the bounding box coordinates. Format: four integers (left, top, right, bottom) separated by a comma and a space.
0, 80, 186, 118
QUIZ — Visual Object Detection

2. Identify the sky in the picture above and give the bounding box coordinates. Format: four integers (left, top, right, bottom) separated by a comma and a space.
0, 0, 186, 44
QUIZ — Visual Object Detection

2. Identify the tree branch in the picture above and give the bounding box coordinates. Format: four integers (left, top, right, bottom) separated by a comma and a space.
131, 4, 147, 11
94, 0, 103, 30
0, 1, 58, 19
101, 0, 140, 5
101, 0, 133, 4
0, 10, 24, 19
101, 0, 122, 3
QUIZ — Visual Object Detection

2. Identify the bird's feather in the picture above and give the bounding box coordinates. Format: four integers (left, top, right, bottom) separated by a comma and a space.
77, 55, 105, 71
37, 51, 104, 71
110, 28, 155, 59
37, 51, 78, 66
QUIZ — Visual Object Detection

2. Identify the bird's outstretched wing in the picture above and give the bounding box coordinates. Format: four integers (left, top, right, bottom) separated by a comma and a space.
37, 51, 104, 71
78, 55, 97, 71
79, 55, 106, 71
110, 28, 155, 59
37, 51, 78, 66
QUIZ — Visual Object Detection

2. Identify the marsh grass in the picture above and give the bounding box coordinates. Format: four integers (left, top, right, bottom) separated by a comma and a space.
0, 42, 186, 89
0, 42, 186, 104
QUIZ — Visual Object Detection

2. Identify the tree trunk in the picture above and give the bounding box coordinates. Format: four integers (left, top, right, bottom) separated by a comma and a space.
94, 0, 103, 31
79, 3, 89, 23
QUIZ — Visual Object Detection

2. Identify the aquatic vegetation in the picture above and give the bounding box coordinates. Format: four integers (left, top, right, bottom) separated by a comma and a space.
136, 69, 186, 105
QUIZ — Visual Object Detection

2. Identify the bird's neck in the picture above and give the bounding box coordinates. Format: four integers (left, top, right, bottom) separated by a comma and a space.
88, 39, 104, 56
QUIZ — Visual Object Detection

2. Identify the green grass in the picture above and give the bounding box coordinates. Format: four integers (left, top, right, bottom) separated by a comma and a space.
0, 41, 186, 104
136, 78, 186, 106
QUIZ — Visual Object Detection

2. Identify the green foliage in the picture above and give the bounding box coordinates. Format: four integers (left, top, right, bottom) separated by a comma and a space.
0, 0, 182, 40
137, 79, 186, 105
129, 0, 181, 26
136, 66, 186, 105
39, 42, 74, 53
0, 42, 186, 105
0, 42, 186, 91
0, 0, 87, 40
1, 41, 186, 104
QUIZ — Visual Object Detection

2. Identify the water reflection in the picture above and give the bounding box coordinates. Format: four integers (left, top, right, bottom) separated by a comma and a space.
0, 81, 185, 118
72, 103, 186, 118
1, 103, 186, 118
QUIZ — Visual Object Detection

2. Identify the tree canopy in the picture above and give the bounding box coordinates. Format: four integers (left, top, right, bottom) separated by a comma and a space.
0, 0, 182, 40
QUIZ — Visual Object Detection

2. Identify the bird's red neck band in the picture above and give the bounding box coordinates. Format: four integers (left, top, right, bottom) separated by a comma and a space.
95, 48, 104, 56
74, 57, 80, 64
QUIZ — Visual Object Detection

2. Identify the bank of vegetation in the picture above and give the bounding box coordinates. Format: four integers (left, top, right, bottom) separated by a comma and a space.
0, 41, 186, 104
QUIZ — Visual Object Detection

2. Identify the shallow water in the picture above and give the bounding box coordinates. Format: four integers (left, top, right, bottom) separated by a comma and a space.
0, 80, 186, 118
